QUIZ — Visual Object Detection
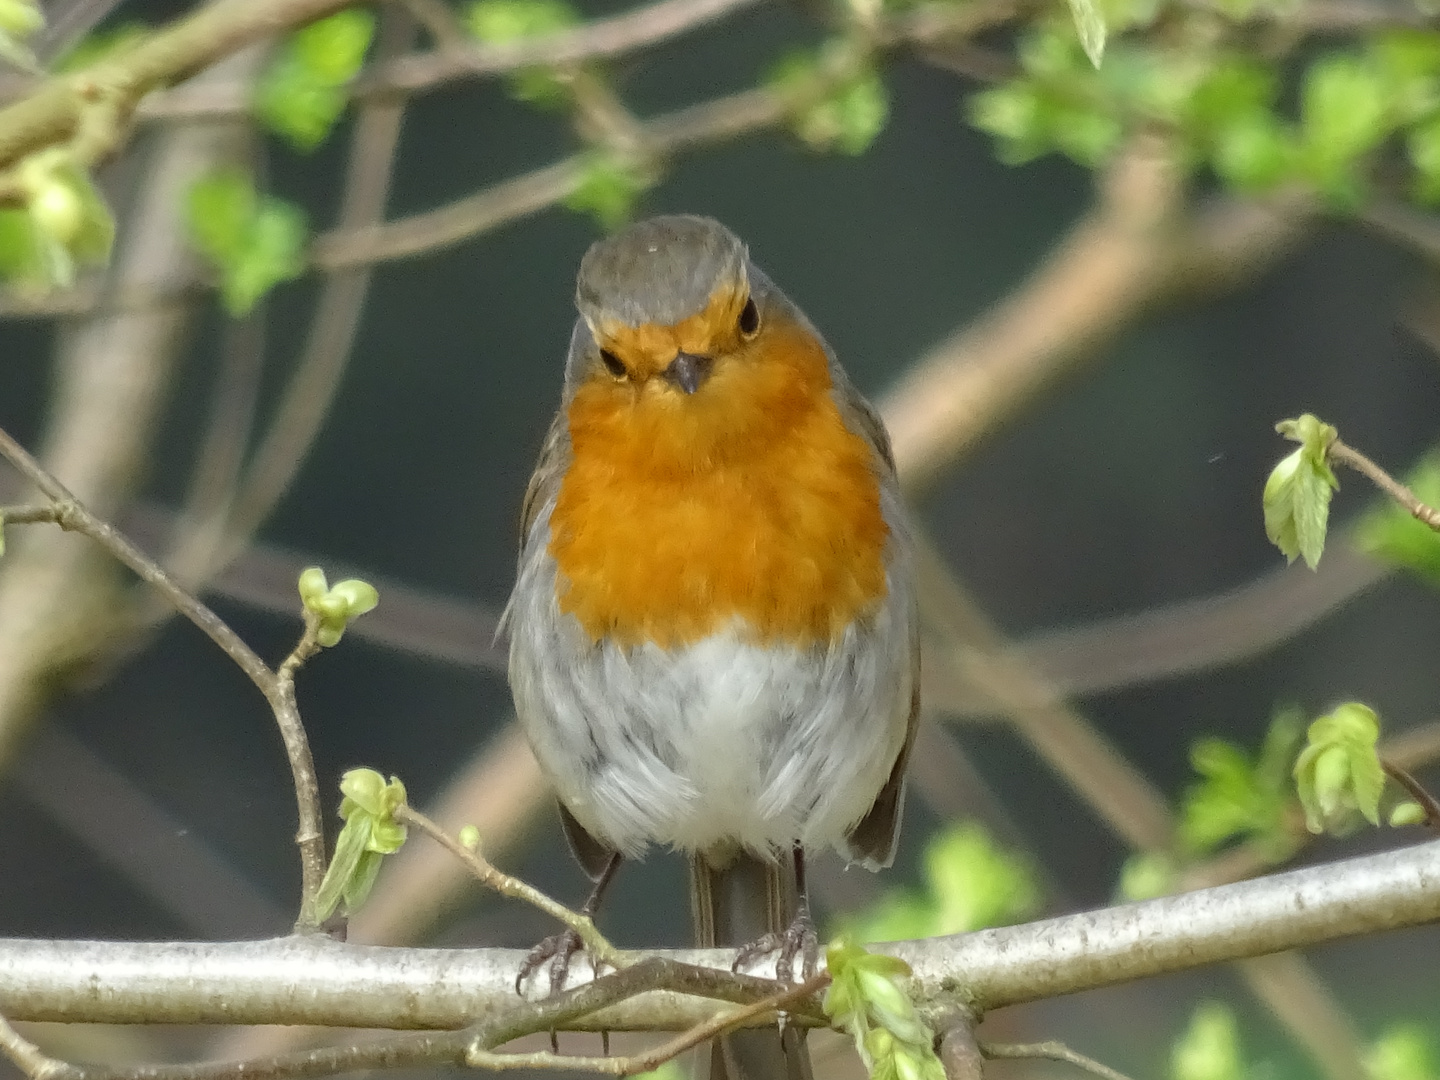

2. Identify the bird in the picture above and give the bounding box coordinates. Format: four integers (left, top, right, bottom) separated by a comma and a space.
504, 214, 919, 1080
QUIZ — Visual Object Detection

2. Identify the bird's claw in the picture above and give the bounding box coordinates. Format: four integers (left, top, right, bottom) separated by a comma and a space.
515, 928, 594, 995
732, 913, 819, 984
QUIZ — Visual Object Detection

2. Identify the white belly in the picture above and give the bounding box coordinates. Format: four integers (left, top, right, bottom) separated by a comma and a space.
507, 548, 914, 860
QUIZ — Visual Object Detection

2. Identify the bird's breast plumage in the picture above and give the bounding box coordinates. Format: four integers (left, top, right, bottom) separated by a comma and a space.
546, 311, 891, 650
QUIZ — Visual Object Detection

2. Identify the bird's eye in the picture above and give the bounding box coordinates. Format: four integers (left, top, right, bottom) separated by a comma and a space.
599, 349, 627, 378
737, 296, 760, 339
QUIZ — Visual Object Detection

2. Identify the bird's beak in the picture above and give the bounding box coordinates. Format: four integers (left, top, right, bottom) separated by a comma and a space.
663, 352, 713, 395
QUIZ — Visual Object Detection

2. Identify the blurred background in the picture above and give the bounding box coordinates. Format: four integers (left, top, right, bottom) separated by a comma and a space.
0, 0, 1438, 1078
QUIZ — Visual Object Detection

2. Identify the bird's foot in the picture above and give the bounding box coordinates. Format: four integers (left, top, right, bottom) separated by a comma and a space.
732, 911, 819, 984
515, 929, 600, 995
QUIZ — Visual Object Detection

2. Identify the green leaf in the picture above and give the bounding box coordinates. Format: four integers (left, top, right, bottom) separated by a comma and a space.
564, 152, 649, 229
467, 0, 579, 41
1172, 1003, 1244, 1080
0, 0, 42, 71
1367, 1024, 1439, 1080
255, 10, 376, 151
317, 770, 407, 919
186, 170, 307, 316
1293, 702, 1384, 834
1370, 31, 1440, 124
466, 0, 580, 105
1065, 0, 1107, 68
293, 9, 375, 83
1299, 54, 1390, 202
1407, 115, 1440, 203
1178, 709, 1301, 859
843, 824, 1038, 944
1390, 801, 1427, 827
1263, 414, 1339, 569
772, 51, 890, 156
2, 152, 115, 291
824, 937, 942, 1080
1354, 450, 1440, 585
1211, 111, 1295, 194
1116, 851, 1177, 901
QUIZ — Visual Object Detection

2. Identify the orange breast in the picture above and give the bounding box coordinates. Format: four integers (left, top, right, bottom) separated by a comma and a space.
548, 316, 890, 650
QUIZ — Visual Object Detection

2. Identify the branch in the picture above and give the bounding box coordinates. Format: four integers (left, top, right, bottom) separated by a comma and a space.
878, 144, 1308, 496
396, 805, 626, 970
1, 839, 1435, 1028
982, 1041, 1135, 1080
0, 0, 360, 176
0, 426, 327, 928
1329, 438, 1440, 531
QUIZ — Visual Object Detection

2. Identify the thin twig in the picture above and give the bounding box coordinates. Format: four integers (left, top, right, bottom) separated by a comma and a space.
466, 971, 830, 1073
0, 424, 327, 930
1382, 758, 1440, 832
1329, 438, 1440, 531
982, 1041, 1136, 1080
0, 1010, 63, 1080
938, 1014, 984, 1080
394, 804, 628, 970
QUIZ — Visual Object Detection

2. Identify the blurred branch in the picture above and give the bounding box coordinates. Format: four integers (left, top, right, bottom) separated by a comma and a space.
14, 726, 286, 938
916, 534, 1175, 852
0, 839, 1435, 1027
161, 9, 413, 597
0, 427, 327, 929
914, 533, 1371, 1080
1329, 437, 1440, 530
132, 0, 772, 122
1380, 759, 1440, 831
0, 70, 248, 770
934, 537, 1389, 714
981, 1040, 1135, 1080
348, 723, 545, 942
879, 143, 1309, 496
312, 1, 1016, 268
0, 0, 375, 180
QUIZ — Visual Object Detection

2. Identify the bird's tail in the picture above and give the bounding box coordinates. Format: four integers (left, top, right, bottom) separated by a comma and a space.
689, 851, 813, 1080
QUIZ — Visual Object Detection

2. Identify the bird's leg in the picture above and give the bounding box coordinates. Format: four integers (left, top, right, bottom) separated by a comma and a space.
515, 852, 622, 995
732, 843, 820, 984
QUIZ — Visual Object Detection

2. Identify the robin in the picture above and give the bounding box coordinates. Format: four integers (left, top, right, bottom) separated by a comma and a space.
505, 215, 920, 1080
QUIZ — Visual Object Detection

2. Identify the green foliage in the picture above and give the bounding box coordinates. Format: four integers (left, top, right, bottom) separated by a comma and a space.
1116, 851, 1177, 901
255, 10, 376, 151
1263, 414, 1339, 570
1172, 1003, 1245, 1080
630, 1065, 685, 1080
1354, 450, 1440, 588
315, 769, 408, 921
969, 27, 1124, 166
185, 169, 308, 316
0, 150, 115, 292
771, 50, 890, 155
966, 21, 1440, 208
297, 566, 380, 647
1368, 1024, 1440, 1080
0, 0, 42, 71
1178, 707, 1302, 860
1292, 702, 1384, 835
824, 937, 945, 1080
466, 0, 581, 106
843, 823, 1039, 943
564, 152, 650, 229
1390, 800, 1428, 827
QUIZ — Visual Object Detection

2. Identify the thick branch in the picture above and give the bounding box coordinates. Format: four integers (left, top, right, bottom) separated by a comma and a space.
0, 839, 1434, 1029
